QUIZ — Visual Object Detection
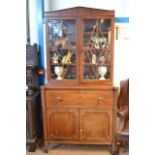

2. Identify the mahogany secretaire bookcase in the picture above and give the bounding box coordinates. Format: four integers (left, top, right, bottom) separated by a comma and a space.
41, 7, 118, 154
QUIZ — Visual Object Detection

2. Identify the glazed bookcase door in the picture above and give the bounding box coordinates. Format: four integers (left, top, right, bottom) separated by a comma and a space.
82, 18, 112, 81
47, 19, 77, 80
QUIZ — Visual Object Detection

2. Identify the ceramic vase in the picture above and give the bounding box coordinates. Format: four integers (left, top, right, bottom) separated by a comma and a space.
54, 66, 63, 80
98, 66, 107, 80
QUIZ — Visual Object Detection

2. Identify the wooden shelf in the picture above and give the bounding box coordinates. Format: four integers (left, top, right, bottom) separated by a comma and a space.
82, 46, 111, 51
84, 32, 109, 35
67, 32, 76, 34
84, 63, 110, 66
50, 63, 77, 66
49, 46, 77, 52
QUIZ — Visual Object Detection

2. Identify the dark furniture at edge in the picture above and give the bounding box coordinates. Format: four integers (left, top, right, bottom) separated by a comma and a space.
26, 44, 43, 152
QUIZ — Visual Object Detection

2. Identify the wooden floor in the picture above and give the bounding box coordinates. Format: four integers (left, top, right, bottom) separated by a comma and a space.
26, 143, 129, 155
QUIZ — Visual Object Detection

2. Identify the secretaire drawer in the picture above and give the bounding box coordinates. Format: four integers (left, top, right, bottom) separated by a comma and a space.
45, 90, 113, 108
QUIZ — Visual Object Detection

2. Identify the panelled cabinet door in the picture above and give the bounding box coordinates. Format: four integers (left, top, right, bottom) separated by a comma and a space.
80, 109, 113, 143
46, 108, 79, 141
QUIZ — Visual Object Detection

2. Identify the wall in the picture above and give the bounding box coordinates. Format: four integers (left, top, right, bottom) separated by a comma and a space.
114, 23, 129, 84
28, 0, 38, 44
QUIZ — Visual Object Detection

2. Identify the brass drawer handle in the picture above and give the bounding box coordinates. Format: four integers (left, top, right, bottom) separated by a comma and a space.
97, 97, 104, 104
80, 128, 83, 132
55, 96, 62, 103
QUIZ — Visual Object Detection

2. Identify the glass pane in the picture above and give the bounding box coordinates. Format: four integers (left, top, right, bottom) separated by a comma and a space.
83, 19, 111, 80
48, 19, 77, 80
84, 65, 98, 80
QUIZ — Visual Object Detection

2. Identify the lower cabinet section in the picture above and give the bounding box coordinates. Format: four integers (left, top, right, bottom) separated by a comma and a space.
41, 88, 118, 154
46, 108, 112, 143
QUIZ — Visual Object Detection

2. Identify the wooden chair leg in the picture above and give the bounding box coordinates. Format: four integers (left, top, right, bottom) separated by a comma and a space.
111, 141, 117, 155
116, 141, 120, 155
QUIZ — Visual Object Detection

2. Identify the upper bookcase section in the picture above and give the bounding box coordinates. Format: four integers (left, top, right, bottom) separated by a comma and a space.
45, 7, 115, 87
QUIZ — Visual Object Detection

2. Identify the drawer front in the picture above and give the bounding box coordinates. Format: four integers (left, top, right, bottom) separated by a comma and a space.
45, 90, 113, 109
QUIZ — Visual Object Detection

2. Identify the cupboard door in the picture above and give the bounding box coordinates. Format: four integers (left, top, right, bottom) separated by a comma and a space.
46, 108, 79, 141
80, 109, 112, 143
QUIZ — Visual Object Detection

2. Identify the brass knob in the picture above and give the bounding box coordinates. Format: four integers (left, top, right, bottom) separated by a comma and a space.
97, 97, 104, 104
80, 128, 83, 132
55, 96, 62, 103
